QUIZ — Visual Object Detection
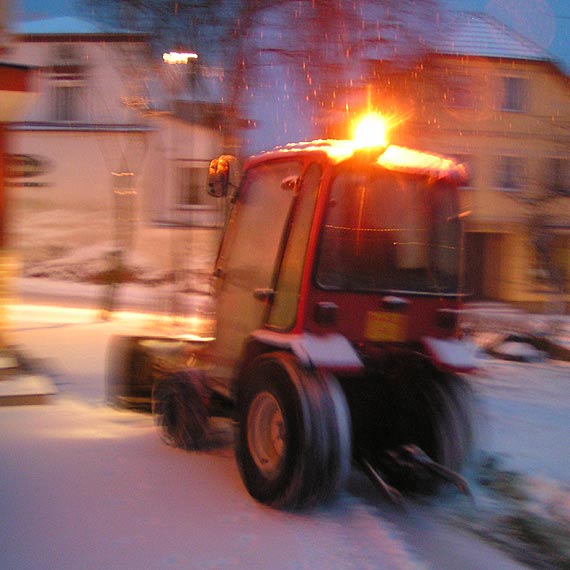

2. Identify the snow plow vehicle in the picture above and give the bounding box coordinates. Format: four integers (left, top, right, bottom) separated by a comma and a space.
107, 114, 478, 508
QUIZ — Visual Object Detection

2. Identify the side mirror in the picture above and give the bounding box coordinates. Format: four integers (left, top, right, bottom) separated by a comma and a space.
208, 155, 241, 198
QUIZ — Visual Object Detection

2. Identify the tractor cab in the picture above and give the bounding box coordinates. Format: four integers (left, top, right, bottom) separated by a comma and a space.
205, 116, 472, 390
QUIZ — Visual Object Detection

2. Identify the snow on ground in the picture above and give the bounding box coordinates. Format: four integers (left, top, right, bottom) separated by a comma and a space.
3, 306, 438, 570
1, 282, 569, 569
451, 355, 570, 564
1, 397, 431, 570
4, 313, 525, 570
435, 309, 570, 569
471, 357, 570, 483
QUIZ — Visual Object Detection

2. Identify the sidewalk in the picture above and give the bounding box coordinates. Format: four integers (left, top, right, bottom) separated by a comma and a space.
1, 277, 219, 406
3, 278, 569, 406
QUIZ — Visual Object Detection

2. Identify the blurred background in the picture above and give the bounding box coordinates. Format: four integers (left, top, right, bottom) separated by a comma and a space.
1, 0, 570, 320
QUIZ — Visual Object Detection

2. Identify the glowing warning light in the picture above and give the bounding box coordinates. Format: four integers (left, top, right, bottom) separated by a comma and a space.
162, 51, 198, 64
353, 113, 389, 150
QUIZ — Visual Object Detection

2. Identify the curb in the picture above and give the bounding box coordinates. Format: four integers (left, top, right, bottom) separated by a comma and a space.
0, 347, 57, 406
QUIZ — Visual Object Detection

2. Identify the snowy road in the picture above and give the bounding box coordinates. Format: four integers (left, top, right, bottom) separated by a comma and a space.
2, 304, 563, 569
471, 357, 570, 483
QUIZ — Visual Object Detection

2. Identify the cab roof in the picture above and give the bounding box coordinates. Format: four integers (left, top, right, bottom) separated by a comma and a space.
246, 140, 468, 184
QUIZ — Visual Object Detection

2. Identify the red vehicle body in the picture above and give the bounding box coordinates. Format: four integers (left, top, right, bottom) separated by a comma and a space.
108, 133, 478, 509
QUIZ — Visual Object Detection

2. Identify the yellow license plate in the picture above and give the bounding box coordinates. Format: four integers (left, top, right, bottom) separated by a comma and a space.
364, 311, 407, 342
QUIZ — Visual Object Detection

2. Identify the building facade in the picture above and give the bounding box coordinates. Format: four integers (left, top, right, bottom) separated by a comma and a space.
365, 13, 570, 311
4, 16, 225, 300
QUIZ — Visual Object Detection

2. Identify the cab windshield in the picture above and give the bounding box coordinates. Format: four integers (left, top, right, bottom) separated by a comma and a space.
316, 165, 462, 294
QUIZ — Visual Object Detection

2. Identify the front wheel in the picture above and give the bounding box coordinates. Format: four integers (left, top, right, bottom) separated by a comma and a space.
236, 352, 352, 509
152, 370, 210, 450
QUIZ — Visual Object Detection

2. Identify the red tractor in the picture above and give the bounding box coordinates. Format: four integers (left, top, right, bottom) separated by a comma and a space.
108, 115, 478, 508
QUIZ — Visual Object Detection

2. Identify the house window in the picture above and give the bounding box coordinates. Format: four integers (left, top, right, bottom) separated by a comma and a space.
52, 82, 81, 121
445, 76, 473, 109
178, 163, 211, 207
547, 157, 570, 196
496, 156, 524, 191
501, 77, 528, 112
49, 44, 85, 122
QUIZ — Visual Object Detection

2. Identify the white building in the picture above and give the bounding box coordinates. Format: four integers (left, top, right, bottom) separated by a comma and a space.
4, 16, 226, 297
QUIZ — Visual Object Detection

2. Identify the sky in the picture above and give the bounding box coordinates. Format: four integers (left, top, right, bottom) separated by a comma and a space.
16, 0, 570, 70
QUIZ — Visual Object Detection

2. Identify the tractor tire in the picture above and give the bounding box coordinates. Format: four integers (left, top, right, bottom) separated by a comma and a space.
346, 355, 475, 494
152, 370, 210, 450
236, 352, 352, 510
432, 371, 476, 472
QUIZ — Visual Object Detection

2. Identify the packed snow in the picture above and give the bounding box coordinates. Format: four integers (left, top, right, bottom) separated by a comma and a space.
1, 280, 569, 569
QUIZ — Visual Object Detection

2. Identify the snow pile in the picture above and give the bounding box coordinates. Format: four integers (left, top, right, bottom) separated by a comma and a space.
454, 458, 570, 570
461, 303, 570, 364
423, 303, 570, 568
489, 340, 547, 362
461, 303, 565, 338
440, 353, 570, 570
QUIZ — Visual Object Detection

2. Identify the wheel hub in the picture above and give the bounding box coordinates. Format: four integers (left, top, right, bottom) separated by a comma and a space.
247, 391, 286, 480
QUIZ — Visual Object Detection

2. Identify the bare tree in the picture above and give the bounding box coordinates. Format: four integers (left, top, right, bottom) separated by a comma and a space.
505, 161, 570, 318
85, 0, 441, 151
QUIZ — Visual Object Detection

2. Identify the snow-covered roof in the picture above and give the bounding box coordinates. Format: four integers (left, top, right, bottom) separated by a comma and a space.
437, 12, 553, 63
253, 140, 467, 182
14, 16, 136, 36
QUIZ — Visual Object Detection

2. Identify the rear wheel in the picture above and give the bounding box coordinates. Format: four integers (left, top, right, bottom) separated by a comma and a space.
347, 355, 475, 493
152, 370, 210, 450
432, 372, 476, 472
236, 352, 351, 509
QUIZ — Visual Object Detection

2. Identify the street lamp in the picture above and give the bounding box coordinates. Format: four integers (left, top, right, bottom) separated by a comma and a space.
162, 51, 198, 65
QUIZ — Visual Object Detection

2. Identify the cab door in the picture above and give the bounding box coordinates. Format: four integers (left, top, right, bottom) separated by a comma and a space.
208, 159, 303, 383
